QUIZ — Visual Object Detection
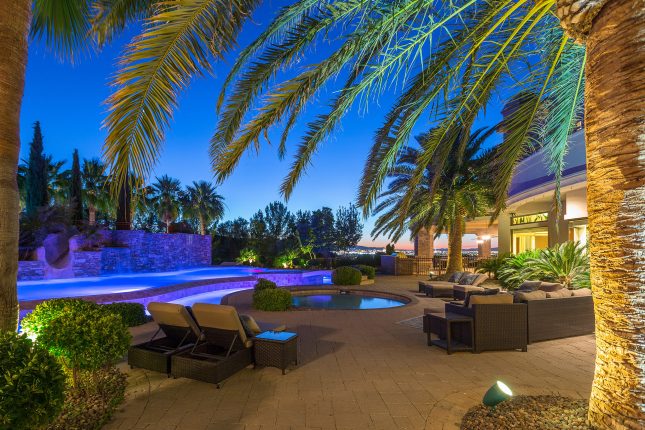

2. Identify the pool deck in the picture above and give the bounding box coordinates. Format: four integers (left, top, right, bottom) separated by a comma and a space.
105, 275, 595, 430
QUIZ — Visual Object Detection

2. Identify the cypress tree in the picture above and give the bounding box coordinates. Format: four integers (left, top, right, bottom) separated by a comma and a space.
70, 149, 83, 225
25, 121, 48, 215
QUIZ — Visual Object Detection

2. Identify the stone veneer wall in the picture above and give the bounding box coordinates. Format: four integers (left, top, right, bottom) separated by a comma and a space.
18, 230, 212, 281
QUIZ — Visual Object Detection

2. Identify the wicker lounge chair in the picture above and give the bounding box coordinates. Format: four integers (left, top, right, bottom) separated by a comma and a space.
171, 304, 259, 386
128, 302, 201, 376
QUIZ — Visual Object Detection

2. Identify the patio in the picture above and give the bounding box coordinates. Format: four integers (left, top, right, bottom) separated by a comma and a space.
106, 276, 595, 430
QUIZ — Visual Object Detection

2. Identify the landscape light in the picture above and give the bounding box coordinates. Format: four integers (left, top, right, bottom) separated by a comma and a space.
482, 381, 513, 408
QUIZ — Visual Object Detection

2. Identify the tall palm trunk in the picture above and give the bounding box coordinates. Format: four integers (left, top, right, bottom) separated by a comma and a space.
0, 1, 30, 331
88, 203, 97, 226
199, 215, 206, 236
445, 209, 464, 274
582, 0, 645, 427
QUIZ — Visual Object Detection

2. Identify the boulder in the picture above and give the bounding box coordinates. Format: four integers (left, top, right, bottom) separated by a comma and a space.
43, 233, 70, 268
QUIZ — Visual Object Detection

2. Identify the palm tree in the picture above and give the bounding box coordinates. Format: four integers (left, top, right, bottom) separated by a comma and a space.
183, 181, 225, 235
45, 155, 69, 206
0, 0, 257, 331
82, 158, 110, 226
151, 175, 181, 233
372, 127, 495, 274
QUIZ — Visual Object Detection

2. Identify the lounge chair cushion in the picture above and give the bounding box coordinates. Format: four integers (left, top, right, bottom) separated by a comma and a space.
546, 288, 573, 298
192, 303, 252, 348
447, 272, 466, 283
147, 302, 201, 337
514, 290, 547, 302
453, 284, 485, 294
471, 274, 489, 286
518, 280, 542, 291
539, 282, 564, 292
571, 288, 592, 297
458, 273, 480, 285
468, 294, 513, 308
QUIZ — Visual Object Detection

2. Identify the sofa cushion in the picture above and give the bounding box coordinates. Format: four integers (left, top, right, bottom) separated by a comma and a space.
468, 294, 513, 308
471, 274, 489, 286
539, 282, 564, 292
518, 280, 542, 291
453, 284, 485, 293
447, 272, 466, 283
514, 290, 547, 302
464, 288, 500, 307
546, 288, 573, 298
571, 288, 592, 297
458, 273, 480, 285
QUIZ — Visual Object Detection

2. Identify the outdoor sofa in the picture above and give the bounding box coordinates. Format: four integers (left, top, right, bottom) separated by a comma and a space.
419, 271, 488, 299
513, 281, 594, 343
128, 302, 202, 375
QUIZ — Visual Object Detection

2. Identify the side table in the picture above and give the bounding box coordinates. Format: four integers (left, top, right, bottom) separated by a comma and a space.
424, 312, 473, 354
254, 331, 298, 374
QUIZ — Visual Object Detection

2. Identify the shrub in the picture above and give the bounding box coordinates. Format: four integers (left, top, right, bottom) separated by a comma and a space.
476, 254, 510, 280
102, 302, 149, 327
497, 249, 541, 290
39, 307, 131, 383
21, 298, 99, 340
236, 248, 259, 265
0, 331, 66, 430
46, 367, 127, 430
521, 241, 590, 289
353, 264, 376, 279
253, 288, 292, 311
255, 278, 277, 292
332, 266, 362, 285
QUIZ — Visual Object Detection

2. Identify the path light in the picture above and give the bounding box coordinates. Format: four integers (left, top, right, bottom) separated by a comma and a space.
482, 381, 513, 408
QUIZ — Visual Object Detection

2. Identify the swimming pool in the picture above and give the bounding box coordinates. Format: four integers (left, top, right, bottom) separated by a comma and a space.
292, 291, 407, 310
17, 267, 270, 301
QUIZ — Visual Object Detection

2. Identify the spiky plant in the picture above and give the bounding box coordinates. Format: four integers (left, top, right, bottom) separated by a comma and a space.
497, 249, 542, 290
522, 241, 590, 289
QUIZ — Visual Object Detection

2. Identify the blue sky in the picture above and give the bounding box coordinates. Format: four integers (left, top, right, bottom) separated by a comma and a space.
19, 2, 505, 250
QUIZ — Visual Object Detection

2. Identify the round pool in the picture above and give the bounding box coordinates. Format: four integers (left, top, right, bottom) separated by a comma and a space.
291, 291, 408, 310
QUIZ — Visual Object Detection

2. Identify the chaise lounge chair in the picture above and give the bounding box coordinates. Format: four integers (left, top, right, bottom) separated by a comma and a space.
128, 302, 201, 376
171, 303, 282, 386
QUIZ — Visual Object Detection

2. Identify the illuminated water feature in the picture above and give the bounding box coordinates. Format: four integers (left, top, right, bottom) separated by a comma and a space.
292, 293, 406, 310
18, 267, 270, 301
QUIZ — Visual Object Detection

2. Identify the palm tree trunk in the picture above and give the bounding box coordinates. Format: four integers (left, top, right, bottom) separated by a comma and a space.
446, 210, 464, 274
89, 204, 97, 226
583, 0, 645, 427
200, 216, 206, 236
0, 0, 30, 331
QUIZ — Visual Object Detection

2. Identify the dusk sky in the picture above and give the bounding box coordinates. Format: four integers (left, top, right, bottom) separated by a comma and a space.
19, 1, 504, 250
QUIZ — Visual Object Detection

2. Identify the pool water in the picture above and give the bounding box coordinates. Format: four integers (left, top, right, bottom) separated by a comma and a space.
168, 288, 249, 307
292, 293, 406, 310
17, 267, 267, 301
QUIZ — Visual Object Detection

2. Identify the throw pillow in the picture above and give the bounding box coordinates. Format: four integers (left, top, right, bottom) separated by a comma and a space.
571, 288, 592, 297
458, 273, 479, 285
447, 271, 465, 283
514, 290, 547, 302
518, 280, 542, 291
539, 282, 564, 292
464, 288, 500, 307
546, 288, 572, 298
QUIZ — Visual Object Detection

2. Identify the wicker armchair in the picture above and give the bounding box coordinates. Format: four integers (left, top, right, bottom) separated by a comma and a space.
445, 302, 528, 353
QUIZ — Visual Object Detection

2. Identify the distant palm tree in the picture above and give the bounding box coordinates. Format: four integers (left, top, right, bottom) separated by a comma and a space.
183, 181, 225, 235
82, 158, 111, 225
372, 127, 495, 274
151, 175, 182, 233
44, 155, 69, 206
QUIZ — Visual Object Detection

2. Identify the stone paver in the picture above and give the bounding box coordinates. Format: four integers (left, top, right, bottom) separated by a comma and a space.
106, 276, 595, 430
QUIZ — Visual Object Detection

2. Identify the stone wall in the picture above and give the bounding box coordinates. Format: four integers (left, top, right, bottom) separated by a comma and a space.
17, 261, 45, 281
71, 251, 102, 278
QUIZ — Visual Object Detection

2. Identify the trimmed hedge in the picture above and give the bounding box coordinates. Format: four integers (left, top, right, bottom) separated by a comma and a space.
0, 331, 66, 430
103, 302, 149, 327
253, 288, 292, 311
332, 266, 362, 285
255, 278, 277, 292
353, 264, 376, 279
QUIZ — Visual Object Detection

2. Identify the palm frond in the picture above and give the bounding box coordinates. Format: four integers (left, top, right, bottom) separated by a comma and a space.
31, 0, 93, 60
90, 0, 157, 47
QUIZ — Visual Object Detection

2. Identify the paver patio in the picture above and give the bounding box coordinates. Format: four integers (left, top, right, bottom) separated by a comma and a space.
105, 275, 595, 430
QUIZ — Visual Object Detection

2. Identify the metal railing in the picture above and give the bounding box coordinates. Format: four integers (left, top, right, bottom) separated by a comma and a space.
393, 254, 480, 276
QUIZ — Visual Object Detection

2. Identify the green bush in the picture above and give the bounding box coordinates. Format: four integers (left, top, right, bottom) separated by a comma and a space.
39, 307, 131, 381
0, 331, 66, 430
102, 302, 149, 327
353, 264, 376, 279
255, 278, 277, 292
21, 298, 99, 340
253, 288, 292, 311
47, 367, 127, 430
497, 249, 542, 290
332, 266, 362, 285
521, 241, 590, 289
476, 254, 510, 280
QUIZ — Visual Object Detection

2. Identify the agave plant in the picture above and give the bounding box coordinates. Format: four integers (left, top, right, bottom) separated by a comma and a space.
522, 241, 590, 289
